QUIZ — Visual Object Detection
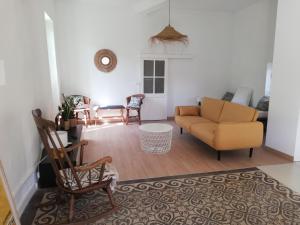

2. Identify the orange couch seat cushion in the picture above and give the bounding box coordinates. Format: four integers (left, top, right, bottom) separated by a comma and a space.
175, 116, 211, 132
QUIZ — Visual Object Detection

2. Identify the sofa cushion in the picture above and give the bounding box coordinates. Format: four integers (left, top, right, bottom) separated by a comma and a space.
222, 92, 234, 102
231, 87, 252, 106
175, 116, 211, 132
219, 102, 257, 123
256, 96, 269, 111
128, 96, 142, 108
190, 122, 217, 147
201, 97, 225, 122
179, 106, 200, 116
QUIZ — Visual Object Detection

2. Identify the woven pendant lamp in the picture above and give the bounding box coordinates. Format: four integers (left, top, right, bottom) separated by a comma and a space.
150, 0, 188, 44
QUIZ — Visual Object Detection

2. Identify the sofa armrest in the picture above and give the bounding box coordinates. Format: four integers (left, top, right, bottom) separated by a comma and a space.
175, 106, 200, 117
175, 106, 181, 116
214, 122, 263, 150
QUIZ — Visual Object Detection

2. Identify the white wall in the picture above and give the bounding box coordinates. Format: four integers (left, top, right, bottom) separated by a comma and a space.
266, 0, 300, 160
55, 1, 233, 116
0, 0, 58, 213
166, 11, 233, 115
229, 0, 277, 105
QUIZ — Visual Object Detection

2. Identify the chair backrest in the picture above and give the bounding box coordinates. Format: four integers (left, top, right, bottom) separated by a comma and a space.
126, 94, 145, 106
32, 109, 82, 190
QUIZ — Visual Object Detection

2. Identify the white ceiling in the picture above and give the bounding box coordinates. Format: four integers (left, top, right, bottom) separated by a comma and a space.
132, 0, 263, 13
171, 0, 262, 12
71, 0, 262, 13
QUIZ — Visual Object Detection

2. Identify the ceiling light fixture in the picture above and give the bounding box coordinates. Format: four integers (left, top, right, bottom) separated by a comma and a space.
150, 0, 188, 44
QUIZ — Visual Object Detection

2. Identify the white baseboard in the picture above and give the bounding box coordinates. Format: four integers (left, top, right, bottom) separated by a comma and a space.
14, 170, 38, 215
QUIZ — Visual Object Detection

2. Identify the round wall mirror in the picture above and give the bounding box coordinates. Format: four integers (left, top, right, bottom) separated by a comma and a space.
101, 57, 110, 65
94, 49, 117, 73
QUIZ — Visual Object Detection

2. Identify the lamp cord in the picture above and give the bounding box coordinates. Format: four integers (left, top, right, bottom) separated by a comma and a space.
169, 0, 171, 25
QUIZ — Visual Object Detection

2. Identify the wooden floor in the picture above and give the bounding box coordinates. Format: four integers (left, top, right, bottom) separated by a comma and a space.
82, 121, 290, 181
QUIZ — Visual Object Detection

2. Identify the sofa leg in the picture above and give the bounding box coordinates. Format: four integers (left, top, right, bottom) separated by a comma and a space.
180, 128, 183, 134
217, 151, 221, 161
249, 148, 253, 158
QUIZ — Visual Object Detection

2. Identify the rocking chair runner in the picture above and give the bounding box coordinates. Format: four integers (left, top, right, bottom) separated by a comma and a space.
32, 109, 118, 223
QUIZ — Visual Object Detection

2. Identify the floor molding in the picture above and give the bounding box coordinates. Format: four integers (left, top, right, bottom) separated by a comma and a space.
15, 171, 37, 214
265, 146, 294, 161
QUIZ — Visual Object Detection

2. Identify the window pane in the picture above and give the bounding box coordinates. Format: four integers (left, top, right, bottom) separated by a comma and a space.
144, 60, 154, 77
144, 78, 153, 93
155, 60, 165, 77
155, 78, 164, 93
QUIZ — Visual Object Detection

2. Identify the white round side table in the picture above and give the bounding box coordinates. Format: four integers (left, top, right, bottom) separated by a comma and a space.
139, 123, 173, 154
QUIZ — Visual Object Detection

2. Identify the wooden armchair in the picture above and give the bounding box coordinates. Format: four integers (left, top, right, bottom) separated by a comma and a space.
32, 109, 118, 223
125, 94, 145, 125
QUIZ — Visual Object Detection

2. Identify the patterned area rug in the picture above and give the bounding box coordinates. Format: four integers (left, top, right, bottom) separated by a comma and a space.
32, 168, 300, 225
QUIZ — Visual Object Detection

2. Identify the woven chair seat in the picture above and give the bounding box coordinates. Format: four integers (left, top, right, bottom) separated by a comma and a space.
60, 164, 118, 191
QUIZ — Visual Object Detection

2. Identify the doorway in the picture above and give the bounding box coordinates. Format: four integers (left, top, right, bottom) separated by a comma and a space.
141, 58, 168, 120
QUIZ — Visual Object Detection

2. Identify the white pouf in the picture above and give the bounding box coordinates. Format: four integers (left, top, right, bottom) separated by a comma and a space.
139, 123, 173, 154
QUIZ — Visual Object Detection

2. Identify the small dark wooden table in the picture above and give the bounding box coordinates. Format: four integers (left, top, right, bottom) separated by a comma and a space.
38, 125, 82, 188
94, 105, 125, 124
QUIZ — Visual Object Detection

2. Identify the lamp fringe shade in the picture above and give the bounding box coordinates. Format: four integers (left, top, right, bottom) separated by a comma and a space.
150, 25, 188, 44
150, 0, 188, 44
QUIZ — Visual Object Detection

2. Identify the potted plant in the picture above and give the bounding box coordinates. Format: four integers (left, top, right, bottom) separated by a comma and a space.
58, 95, 79, 130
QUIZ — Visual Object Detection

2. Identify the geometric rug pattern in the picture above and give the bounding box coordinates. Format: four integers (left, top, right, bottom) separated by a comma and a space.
32, 168, 300, 225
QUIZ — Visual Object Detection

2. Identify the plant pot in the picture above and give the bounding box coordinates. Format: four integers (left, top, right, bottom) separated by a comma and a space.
70, 118, 77, 128
64, 120, 70, 131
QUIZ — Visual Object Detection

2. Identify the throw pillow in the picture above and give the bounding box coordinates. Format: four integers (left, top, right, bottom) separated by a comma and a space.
179, 107, 200, 116
231, 87, 253, 106
128, 97, 141, 108
222, 92, 234, 102
256, 96, 269, 111
73, 95, 84, 108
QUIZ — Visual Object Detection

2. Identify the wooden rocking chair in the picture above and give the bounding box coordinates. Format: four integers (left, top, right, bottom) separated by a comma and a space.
32, 109, 118, 223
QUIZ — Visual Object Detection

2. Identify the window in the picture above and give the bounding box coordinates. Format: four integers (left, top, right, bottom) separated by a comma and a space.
143, 60, 165, 94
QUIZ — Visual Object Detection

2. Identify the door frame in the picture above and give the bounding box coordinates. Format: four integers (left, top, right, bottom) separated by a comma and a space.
140, 56, 169, 120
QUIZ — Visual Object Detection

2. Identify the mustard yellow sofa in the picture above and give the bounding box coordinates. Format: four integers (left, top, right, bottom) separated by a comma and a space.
175, 97, 263, 160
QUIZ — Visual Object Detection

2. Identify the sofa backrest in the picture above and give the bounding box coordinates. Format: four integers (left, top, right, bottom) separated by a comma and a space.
219, 101, 257, 122
201, 97, 225, 122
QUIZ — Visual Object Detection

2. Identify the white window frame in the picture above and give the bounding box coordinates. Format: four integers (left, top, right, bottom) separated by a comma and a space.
141, 57, 168, 98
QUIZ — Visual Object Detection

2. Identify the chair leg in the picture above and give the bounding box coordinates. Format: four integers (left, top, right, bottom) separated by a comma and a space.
121, 109, 125, 123
106, 186, 116, 208
84, 111, 88, 128
180, 128, 183, 134
87, 110, 91, 126
138, 109, 141, 125
69, 194, 75, 222
217, 151, 221, 161
249, 148, 254, 158
126, 109, 129, 125
76, 112, 79, 125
